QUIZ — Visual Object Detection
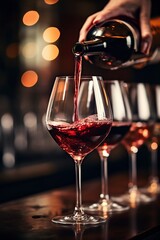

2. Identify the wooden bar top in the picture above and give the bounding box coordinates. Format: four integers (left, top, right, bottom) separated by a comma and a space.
0, 171, 160, 240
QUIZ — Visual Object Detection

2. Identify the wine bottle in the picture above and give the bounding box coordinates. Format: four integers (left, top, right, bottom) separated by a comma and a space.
73, 17, 160, 70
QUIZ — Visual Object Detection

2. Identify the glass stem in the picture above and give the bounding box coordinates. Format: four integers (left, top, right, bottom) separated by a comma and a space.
150, 148, 159, 183
100, 155, 110, 201
74, 161, 84, 218
74, 226, 85, 240
129, 151, 138, 191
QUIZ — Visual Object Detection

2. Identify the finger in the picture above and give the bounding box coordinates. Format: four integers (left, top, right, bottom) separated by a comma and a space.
92, 8, 124, 25
78, 13, 99, 42
79, 5, 127, 42
140, 0, 152, 54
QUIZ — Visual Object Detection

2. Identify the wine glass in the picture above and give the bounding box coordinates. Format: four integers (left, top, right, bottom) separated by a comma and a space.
142, 83, 160, 194
114, 82, 155, 207
83, 80, 132, 214
45, 76, 112, 225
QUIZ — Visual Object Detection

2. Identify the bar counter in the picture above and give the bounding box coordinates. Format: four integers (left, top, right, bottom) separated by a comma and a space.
0, 170, 160, 240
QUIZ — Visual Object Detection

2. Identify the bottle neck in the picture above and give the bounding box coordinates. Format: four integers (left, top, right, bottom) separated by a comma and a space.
73, 39, 107, 56
73, 35, 134, 57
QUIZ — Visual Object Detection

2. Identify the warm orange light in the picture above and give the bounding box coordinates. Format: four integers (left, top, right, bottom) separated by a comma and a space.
42, 44, 59, 61
21, 42, 37, 58
150, 17, 160, 35
143, 129, 149, 138
131, 146, 138, 153
21, 70, 38, 87
148, 180, 159, 194
6, 43, 19, 58
44, 0, 59, 5
129, 188, 137, 208
150, 17, 160, 26
137, 139, 144, 146
43, 27, 60, 43
151, 142, 158, 150
23, 10, 39, 26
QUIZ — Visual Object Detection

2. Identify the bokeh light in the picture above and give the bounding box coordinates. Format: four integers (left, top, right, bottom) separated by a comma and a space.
43, 27, 60, 43
23, 10, 39, 26
21, 42, 37, 59
21, 70, 38, 87
42, 44, 59, 61
151, 141, 158, 150
44, 0, 59, 5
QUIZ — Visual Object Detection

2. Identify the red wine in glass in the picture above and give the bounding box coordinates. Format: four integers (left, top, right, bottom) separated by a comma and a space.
48, 116, 112, 161
98, 122, 131, 153
46, 76, 112, 225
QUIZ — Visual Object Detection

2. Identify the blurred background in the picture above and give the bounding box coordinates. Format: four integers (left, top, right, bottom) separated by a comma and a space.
0, 0, 160, 203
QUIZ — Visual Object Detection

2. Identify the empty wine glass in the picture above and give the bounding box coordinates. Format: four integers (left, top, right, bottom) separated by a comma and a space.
46, 76, 112, 225
142, 83, 160, 195
114, 82, 155, 207
83, 80, 132, 214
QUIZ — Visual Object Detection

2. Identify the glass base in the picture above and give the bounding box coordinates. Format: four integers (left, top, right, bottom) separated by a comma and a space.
140, 180, 160, 195
51, 213, 106, 225
83, 198, 129, 214
112, 188, 155, 207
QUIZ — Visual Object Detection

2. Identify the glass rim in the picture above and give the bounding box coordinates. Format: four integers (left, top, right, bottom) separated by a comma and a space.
103, 79, 125, 82
55, 75, 103, 79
